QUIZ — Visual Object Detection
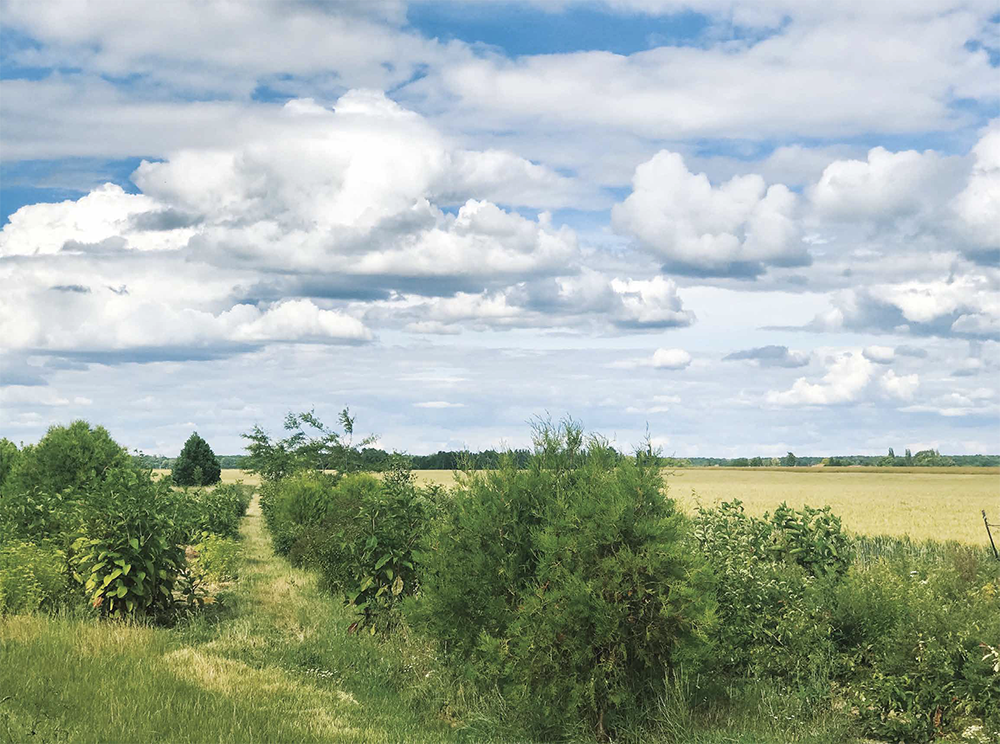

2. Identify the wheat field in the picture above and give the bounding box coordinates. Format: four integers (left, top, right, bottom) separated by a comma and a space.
154, 467, 1000, 545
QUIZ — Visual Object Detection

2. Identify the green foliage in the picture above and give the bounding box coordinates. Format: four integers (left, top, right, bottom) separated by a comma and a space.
0, 437, 20, 490
1, 421, 129, 502
261, 460, 430, 632
242, 408, 376, 483
70, 466, 188, 618
693, 501, 837, 682
333, 463, 429, 632
0, 541, 69, 614
172, 432, 222, 486
829, 549, 1000, 742
178, 483, 253, 540
412, 421, 717, 740
191, 532, 243, 582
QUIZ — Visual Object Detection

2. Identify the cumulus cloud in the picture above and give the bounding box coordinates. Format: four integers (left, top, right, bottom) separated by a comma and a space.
652, 348, 693, 370
609, 347, 692, 370
607, 276, 695, 328
766, 352, 873, 406
951, 124, 1000, 264
862, 345, 895, 364
879, 370, 920, 401
0, 91, 613, 356
612, 151, 807, 277
809, 274, 1000, 340
724, 345, 810, 368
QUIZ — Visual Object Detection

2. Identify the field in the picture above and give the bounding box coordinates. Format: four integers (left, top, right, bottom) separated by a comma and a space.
154, 467, 1000, 545
6, 446, 996, 744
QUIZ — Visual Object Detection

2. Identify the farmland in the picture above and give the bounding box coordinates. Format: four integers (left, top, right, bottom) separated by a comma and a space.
158, 466, 1000, 545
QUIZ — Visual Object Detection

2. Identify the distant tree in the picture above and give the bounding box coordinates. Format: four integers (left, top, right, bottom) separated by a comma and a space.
749, 456, 764, 467
782, 452, 797, 467
904, 448, 913, 466
731, 457, 750, 467
172, 432, 222, 486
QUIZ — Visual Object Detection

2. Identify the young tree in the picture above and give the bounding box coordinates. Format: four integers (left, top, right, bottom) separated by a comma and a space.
172, 432, 222, 486
3, 421, 129, 496
242, 408, 376, 483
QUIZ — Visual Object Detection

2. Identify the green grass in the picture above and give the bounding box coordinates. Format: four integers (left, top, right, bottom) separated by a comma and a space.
0, 498, 458, 744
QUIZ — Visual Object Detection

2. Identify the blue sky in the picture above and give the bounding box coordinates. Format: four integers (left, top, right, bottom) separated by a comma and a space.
1, 0, 998, 456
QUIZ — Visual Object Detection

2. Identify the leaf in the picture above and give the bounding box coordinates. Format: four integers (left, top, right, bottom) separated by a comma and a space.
392, 575, 404, 596
129, 537, 139, 550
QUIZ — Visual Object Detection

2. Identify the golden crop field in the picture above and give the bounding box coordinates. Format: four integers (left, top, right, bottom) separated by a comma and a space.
416, 467, 1000, 545
154, 467, 1000, 545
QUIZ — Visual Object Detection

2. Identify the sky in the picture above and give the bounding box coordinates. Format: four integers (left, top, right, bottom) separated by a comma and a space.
1, 0, 998, 458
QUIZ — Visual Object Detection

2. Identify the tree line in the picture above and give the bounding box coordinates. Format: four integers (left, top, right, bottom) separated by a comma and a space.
133, 447, 998, 471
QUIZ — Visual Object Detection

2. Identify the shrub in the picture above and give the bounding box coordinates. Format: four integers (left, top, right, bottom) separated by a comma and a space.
172, 432, 222, 487
187, 483, 252, 540
70, 465, 188, 619
2, 421, 130, 498
319, 464, 429, 632
0, 438, 19, 490
692, 500, 850, 679
191, 532, 243, 583
266, 471, 341, 557
412, 422, 716, 740
0, 541, 69, 614
830, 552, 1000, 742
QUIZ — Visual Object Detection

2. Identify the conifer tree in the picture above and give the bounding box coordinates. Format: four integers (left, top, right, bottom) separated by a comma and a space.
172, 432, 221, 486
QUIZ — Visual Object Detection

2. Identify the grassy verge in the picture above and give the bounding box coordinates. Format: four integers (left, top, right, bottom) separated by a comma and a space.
0, 497, 457, 744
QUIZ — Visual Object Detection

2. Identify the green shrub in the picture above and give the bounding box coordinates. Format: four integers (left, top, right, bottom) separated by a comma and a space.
189, 484, 251, 540
172, 432, 222, 487
319, 464, 429, 632
412, 422, 716, 740
70, 465, 188, 619
267, 471, 341, 556
2, 421, 130, 499
830, 552, 1000, 742
191, 532, 243, 582
0, 438, 19, 490
0, 541, 69, 614
693, 500, 842, 682
0, 422, 131, 544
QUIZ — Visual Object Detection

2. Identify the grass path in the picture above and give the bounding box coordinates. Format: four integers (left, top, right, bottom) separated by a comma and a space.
0, 498, 457, 743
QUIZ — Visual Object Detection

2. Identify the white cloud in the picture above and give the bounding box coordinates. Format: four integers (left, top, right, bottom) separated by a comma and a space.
809, 146, 965, 223
863, 345, 896, 364
612, 151, 806, 276
767, 352, 873, 405
952, 123, 1000, 261
413, 401, 465, 409
608, 276, 695, 328
879, 370, 920, 401
652, 348, 692, 370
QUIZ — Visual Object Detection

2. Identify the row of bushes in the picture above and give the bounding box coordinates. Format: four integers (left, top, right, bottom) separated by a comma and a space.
0, 423, 251, 619
258, 419, 1000, 743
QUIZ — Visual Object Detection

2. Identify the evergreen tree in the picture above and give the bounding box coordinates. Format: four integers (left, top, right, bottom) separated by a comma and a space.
172, 432, 221, 486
